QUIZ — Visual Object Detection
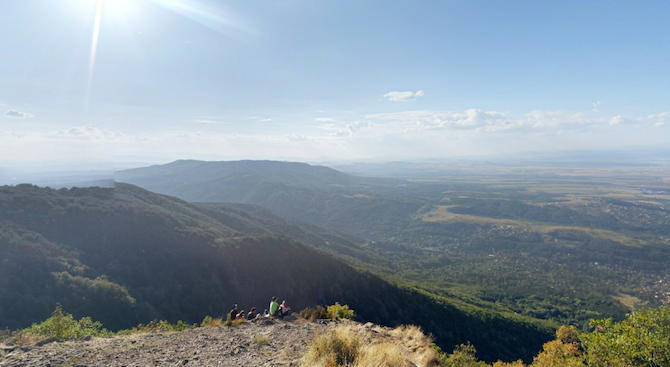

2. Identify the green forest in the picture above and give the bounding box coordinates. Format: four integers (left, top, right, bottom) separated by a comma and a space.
0, 183, 552, 362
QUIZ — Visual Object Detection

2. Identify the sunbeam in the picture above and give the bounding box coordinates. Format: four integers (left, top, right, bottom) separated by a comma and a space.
86, 0, 104, 110
148, 0, 252, 36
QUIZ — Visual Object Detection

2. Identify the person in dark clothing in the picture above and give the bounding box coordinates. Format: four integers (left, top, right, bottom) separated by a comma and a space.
229, 304, 238, 321
247, 307, 258, 320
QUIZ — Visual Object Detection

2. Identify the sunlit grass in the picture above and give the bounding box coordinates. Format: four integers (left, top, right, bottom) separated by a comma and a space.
419, 205, 646, 247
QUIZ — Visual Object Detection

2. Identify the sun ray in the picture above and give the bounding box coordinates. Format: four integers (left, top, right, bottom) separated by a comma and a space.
86, 0, 104, 109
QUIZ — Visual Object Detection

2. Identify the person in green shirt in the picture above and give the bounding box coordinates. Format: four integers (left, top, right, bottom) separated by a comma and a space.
269, 297, 279, 320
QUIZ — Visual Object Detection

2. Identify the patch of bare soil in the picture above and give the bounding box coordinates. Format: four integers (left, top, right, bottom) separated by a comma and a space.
0, 316, 340, 367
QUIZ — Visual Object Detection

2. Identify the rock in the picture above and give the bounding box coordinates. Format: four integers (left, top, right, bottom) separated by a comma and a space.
35, 337, 60, 347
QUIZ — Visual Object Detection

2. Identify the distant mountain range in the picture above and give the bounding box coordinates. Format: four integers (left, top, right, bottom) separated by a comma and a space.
116, 160, 425, 239
0, 183, 552, 362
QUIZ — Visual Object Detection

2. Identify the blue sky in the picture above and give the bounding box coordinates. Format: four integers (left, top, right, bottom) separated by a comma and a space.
1, 0, 669, 164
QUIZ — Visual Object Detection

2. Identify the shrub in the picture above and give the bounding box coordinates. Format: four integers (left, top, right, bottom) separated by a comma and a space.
583, 307, 670, 367
327, 302, 355, 320
224, 314, 233, 327
23, 304, 111, 341
201, 316, 223, 328
300, 305, 329, 321
174, 320, 194, 331
441, 343, 488, 367
232, 318, 247, 327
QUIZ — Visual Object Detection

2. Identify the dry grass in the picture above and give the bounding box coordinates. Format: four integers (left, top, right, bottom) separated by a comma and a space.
1, 330, 38, 346
389, 325, 441, 367
252, 333, 270, 346
356, 343, 408, 367
200, 316, 224, 328
419, 205, 645, 247
302, 324, 441, 367
303, 325, 361, 367
612, 292, 643, 309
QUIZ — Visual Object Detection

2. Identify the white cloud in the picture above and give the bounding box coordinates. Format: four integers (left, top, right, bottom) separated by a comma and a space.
522, 110, 593, 129
163, 131, 208, 139
315, 117, 334, 122
609, 115, 637, 125
592, 101, 601, 113
198, 120, 214, 124
285, 133, 309, 142
605, 112, 669, 127
47, 125, 126, 140
261, 118, 271, 122
383, 90, 424, 102
2, 107, 668, 165
331, 121, 373, 137
5, 110, 34, 118
365, 108, 605, 134
644, 112, 670, 127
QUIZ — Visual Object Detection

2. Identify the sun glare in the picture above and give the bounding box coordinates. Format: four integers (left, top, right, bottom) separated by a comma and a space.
86, 0, 104, 109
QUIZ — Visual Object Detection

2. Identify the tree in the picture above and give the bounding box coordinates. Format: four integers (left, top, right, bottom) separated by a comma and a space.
583, 307, 670, 367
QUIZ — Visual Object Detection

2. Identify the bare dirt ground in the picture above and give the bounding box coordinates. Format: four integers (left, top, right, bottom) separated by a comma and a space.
0, 316, 337, 367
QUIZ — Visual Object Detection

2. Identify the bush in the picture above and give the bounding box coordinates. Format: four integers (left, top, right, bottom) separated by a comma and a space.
23, 304, 111, 341
327, 302, 355, 320
440, 343, 488, 367
583, 307, 670, 367
201, 316, 223, 327
224, 313, 233, 327
300, 305, 329, 321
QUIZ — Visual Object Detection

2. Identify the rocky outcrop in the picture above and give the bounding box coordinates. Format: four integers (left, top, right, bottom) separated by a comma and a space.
2, 317, 335, 367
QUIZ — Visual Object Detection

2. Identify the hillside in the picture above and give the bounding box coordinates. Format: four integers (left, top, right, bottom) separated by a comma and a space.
0, 183, 553, 362
1, 316, 326, 367
4, 306, 669, 367
2, 316, 450, 367
116, 160, 424, 239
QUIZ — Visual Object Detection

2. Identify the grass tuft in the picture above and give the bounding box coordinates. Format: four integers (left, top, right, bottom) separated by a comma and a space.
252, 333, 270, 346
303, 325, 361, 366
303, 323, 441, 367
200, 315, 223, 328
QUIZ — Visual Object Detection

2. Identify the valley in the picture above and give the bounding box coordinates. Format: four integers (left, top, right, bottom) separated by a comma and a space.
118, 159, 670, 329
2, 158, 670, 363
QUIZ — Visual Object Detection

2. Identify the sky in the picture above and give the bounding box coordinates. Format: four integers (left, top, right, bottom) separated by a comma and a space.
1, 0, 669, 166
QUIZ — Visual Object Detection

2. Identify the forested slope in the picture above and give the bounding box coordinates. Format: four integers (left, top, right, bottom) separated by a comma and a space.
0, 183, 552, 362
116, 160, 424, 238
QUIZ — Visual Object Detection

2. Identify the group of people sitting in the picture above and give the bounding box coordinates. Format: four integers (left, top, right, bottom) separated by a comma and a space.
229, 297, 291, 321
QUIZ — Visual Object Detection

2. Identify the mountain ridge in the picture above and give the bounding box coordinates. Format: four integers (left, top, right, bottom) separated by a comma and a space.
0, 183, 553, 362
